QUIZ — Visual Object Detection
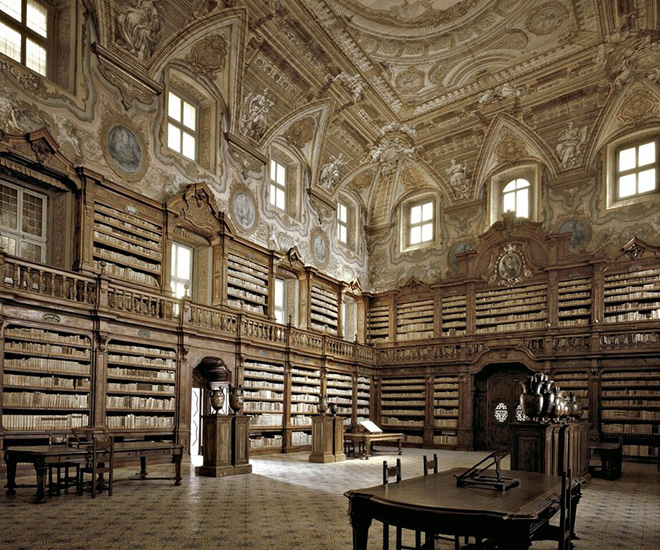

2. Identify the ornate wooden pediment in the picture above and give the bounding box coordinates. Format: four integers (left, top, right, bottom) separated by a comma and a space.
0, 128, 81, 191
167, 182, 234, 240
277, 246, 306, 273
398, 276, 431, 296
344, 277, 363, 297
611, 237, 660, 263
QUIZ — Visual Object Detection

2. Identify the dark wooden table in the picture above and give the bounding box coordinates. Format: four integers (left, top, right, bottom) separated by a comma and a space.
588, 441, 622, 479
4, 441, 183, 503
344, 432, 404, 459
344, 467, 579, 550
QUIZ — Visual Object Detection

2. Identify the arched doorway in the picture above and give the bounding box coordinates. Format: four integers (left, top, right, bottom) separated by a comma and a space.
474, 363, 532, 451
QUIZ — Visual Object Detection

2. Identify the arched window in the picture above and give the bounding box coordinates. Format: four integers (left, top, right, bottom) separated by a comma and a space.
502, 178, 530, 218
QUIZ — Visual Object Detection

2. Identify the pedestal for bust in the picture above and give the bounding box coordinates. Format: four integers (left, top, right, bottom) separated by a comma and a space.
309, 415, 345, 463
196, 414, 252, 477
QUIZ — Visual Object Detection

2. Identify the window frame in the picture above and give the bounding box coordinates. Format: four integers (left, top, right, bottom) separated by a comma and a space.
170, 241, 194, 300
0, 179, 48, 263
273, 276, 286, 324
166, 89, 198, 162
0, 0, 52, 77
502, 178, 531, 218
488, 163, 540, 225
268, 158, 287, 212
337, 201, 348, 245
407, 198, 435, 248
614, 137, 659, 202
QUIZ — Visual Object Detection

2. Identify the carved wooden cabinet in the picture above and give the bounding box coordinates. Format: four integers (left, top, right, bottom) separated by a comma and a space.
510, 422, 589, 479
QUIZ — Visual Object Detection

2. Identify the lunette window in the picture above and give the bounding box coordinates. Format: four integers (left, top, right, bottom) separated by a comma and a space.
269, 159, 286, 211
409, 200, 434, 246
167, 91, 197, 161
0, 180, 47, 262
171, 242, 193, 299
616, 139, 658, 199
0, 0, 49, 76
502, 178, 530, 218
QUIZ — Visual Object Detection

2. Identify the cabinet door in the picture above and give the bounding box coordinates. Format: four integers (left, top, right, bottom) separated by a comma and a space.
475, 364, 531, 450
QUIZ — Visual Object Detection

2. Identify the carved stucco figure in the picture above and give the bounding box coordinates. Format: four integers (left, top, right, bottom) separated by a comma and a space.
116, 0, 163, 61
334, 72, 365, 103
556, 121, 587, 169
319, 154, 347, 191
445, 158, 470, 199
241, 89, 274, 141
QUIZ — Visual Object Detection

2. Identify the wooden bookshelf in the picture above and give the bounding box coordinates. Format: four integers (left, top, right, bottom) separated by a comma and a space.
396, 298, 434, 341
603, 267, 660, 324
368, 301, 390, 343
93, 203, 163, 287
326, 370, 353, 424
310, 283, 339, 334
379, 377, 426, 440
441, 293, 467, 337
600, 369, 660, 461
226, 252, 269, 316
475, 283, 547, 333
557, 278, 592, 327
2, 325, 92, 432
356, 375, 371, 424
243, 359, 285, 452
433, 375, 459, 432
105, 341, 176, 430
289, 365, 321, 448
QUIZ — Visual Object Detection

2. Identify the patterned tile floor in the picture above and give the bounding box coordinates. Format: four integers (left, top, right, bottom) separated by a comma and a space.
1, 448, 658, 550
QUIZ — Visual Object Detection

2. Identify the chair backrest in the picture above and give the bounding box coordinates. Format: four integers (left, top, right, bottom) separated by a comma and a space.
559, 468, 572, 550
423, 454, 438, 476
383, 458, 402, 485
48, 432, 73, 446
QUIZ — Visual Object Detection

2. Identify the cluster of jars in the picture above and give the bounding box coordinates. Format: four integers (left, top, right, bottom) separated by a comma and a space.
519, 372, 583, 422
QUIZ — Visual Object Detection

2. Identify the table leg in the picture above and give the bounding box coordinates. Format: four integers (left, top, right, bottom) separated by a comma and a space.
5, 456, 17, 496
140, 456, 148, 479
397, 438, 402, 455
34, 460, 46, 503
350, 514, 372, 550
174, 453, 182, 485
364, 441, 371, 460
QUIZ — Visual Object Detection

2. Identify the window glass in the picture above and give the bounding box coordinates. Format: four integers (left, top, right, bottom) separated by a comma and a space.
167, 91, 196, 161
274, 277, 285, 324
269, 160, 287, 211
337, 202, 348, 244
0, 0, 21, 22
502, 178, 530, 218
0, 20, 21, 61
26, 0, 47, 37
408, 200, 434, 246
171, 242, 193, 299
0, 0, 49, 76
0, 181, 47, 262
616, 139, 658, 199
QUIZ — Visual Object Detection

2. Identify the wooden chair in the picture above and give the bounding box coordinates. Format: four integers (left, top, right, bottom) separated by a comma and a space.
559, 469, 572, 550
47, 432, 79, 496
77, 428, 114, 498
421, 454, 461, 550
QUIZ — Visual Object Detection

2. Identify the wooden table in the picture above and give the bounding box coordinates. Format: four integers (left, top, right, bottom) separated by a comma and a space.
4, 440, 183, 503
345, 467, 579, 550
588, 441, 622, 480
344, 432, 404, 459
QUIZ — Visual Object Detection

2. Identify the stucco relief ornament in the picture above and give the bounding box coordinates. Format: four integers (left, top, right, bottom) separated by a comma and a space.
489, 244, 532, 287
478, 83, 524, 105
116, 0, 163, 61
556, 121, 587, 169
319, 154, 347, 191
445, 158, 470, 199
240, 88, 274, 141
334, 72, 365, 103
185, 34, 226, 79
54, 115, 81, 157
370, 123, 416, 176
614, 40, 660, 89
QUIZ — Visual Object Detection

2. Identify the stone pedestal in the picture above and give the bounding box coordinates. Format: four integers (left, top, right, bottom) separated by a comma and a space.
309, 415, 345, 463
196, 414, 252, 477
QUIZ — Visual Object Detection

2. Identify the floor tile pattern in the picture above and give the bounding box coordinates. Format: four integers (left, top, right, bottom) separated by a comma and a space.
1, 448, 658, 549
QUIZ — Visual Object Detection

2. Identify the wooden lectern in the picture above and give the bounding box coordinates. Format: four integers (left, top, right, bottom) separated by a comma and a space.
309, 415, 346, 463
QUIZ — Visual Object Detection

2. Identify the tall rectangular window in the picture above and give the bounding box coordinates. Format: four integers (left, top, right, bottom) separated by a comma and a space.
0, 181, 47, 262
0, 0, 49, 76
269, 159, 286, 211
409, 200, 434, 246
167, 91, 197, 161
171, 242, 193, 299
337, 202, 348, 244
617, 139, 658, 199
274, 277, 286, 324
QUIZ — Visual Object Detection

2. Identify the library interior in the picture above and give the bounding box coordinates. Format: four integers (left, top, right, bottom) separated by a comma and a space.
0, 1, 658, 549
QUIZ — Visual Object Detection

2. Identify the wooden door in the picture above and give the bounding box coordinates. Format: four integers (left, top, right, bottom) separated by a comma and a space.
474, 364, 531, 451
